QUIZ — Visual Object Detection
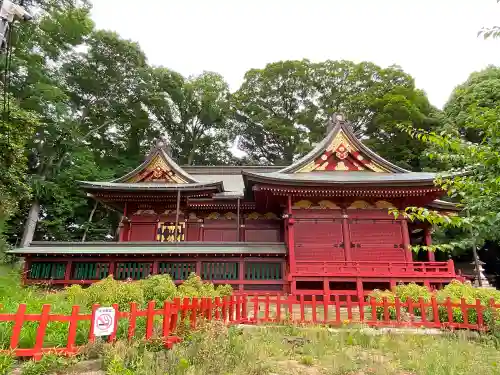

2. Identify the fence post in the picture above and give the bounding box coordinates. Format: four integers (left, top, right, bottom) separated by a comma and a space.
358, 296, 365, 322
33, 304, 51, 360
107, 303, 119, 342
323, 294, 328, 324
10, 304, 27, 353
88, 304, 99, 343
370, 297, 377, 322
299, 295, 305, 323
128, 302, 137, 341
235, 295, 241, 323
395, 297, 401, 322
170, 298, 180, 332
431, 296, 440, 327
66, 305, 80, 355
146, 300, 156, 340
460, 298, 469, 326
241, 294, 248, 322
407, 298, 414, 322
476, 299, 484, 329
419, 297, 427, 325
311, 295, 317, 324
446, 297, 453, 325
207, 298, 213, 321
222, 296, 228, 322
334, 295, 341, 324
229, 295, 235, 322
275, 294, 282, 323
346, 295, 353, 322
264, 294, 270, 322
162, 301, 172, 338
382, 297, 389, 323
190, 298, 198, 329
214, 297, 221, 320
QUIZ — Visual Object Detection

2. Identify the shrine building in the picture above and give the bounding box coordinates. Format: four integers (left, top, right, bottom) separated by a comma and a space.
10, 115, 459, 299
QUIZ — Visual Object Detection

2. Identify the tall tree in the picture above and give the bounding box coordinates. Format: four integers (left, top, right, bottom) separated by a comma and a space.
0, 103, 38, 255
444, 66, 500, 143
148, 70, 235, 165
5, 0, 94, 245
233, 60, 314, 165
234, 60, 441, 169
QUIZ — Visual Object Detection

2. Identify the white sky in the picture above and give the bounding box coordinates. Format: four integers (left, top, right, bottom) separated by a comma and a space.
91, 0, 500, 109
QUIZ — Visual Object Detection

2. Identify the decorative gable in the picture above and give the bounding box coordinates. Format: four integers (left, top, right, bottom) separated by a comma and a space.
125, 154, 189, 183
113, 139, 199, 184
279, 114, 407, 174
297, 129, 389, 172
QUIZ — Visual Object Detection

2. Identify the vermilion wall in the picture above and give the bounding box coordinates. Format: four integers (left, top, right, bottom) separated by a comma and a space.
121, 212, 282, 243
292, 209, 408, 263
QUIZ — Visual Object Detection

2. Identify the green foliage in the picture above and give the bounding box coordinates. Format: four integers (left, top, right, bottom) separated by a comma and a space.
139, 274, 177, 303
177, 273, 232, 298
20, 354, 71, 375
0, 352, 14, 375
99, 325, 500, 375
234, 59, 440, 169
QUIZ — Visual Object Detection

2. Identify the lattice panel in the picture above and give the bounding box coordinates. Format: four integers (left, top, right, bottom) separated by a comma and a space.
349, 221, 405, 261
295, 220, 345, 261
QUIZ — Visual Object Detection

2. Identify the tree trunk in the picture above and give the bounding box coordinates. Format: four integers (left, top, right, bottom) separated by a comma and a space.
20, 200, 40, 247
81, 201, 98, 242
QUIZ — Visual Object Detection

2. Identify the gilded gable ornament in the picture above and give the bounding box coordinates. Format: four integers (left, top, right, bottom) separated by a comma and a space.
348, 200, 374, 209
292, 200, 313, 209
375, 200, 396, 209
246, 212, 261, 220
224, 212, 237, 220
318, 200, 340, 209
206, 212, 221, 220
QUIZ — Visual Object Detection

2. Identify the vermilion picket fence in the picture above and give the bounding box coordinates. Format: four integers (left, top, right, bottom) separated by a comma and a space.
1, 294, 499, 359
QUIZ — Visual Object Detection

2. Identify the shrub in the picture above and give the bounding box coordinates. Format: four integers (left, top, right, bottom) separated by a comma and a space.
0, 353, 14, 375
20, 354, 71, 375
139, 274, 177, 303
176, 273, 232, 299
436, 280, 500, 325
366, 289, 396, 320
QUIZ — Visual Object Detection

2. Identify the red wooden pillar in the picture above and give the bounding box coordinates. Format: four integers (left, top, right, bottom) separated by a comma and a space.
238, 258, 244, 291
342, 210, 352, 261
287, 195, 296, 274
424, 226, 435, 261
22, 257, 30, 285
64, 260, 73, 285
401, 219, 412, 262
195, 260, 202, 276
119, 203, 128, 242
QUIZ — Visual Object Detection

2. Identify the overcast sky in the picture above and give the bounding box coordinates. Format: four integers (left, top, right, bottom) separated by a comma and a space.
91, 0, 500, 109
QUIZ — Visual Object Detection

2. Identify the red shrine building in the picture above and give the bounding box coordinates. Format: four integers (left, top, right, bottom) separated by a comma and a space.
11, 115, 459, 298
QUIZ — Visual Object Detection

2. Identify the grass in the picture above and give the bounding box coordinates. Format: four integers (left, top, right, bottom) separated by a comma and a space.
98, 323, 500, 375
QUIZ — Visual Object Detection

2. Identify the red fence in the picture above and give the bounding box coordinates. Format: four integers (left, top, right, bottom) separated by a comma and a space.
1, 294, 499, 359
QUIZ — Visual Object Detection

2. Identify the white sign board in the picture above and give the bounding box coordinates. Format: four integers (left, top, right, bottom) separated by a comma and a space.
93, 307, 116, 336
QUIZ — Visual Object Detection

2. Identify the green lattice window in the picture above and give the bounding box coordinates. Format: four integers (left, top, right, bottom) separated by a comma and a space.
29, 262, 66, 280
114, 262, 152, 280
245, 263, 282, 280
72, 263, 109, 280
158, 262, 195, 280
202, 262, 239, 280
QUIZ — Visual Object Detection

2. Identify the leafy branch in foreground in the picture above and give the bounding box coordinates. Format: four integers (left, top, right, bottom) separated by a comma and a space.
397, 106, 500, 252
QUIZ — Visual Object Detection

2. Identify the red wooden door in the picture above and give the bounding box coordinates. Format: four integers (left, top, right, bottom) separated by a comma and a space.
348, 220, 406, 262
294, 219, 345, 261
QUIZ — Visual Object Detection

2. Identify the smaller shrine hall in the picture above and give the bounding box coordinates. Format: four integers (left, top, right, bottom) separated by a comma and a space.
10, 114, 459, 299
